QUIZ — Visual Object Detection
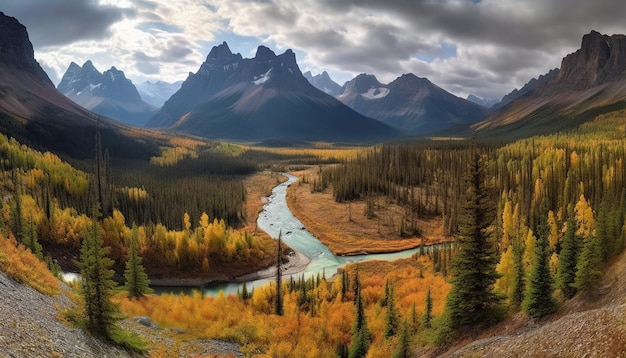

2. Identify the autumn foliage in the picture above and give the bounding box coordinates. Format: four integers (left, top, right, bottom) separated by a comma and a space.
118, 254, 449, 357
0, 231, 59, 296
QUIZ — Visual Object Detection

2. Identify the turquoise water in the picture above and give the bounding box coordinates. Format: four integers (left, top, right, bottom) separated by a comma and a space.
155, 173, 444, 297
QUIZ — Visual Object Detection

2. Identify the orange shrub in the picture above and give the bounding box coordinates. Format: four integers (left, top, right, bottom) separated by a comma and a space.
0, 232, 60, 296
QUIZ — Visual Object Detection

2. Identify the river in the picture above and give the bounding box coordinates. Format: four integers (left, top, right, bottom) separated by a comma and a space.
158, 173, 445, 296
64, 173, 445, 296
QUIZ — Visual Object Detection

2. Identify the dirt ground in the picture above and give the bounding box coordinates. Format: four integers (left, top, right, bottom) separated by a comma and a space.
286, 167, 453, 255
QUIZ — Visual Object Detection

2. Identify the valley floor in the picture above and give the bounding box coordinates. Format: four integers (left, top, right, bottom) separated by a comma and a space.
287, 167, 453, 255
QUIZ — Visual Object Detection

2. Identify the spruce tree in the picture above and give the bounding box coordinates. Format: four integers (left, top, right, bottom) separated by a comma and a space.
423, 286, 433, 328
349, 271, 370, 358
380, 279, 390, 307
24, 215, 43, 259
274, 232, 283, 316
383, 284, 399, 338
510, 236, 525, 308
443, 153, 502, 329
391, 319, 411, 358
574, 230, 603, 295
522, 224, 557, 317
123, 224, 153, 298
76, 210, 121, 336
9, 190, 25, 243
556, 212, 579, 298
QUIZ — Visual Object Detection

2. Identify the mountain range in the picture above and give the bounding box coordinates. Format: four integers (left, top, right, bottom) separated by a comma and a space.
2, 10, 626, 154
303, 71, 342, 96
0, 12, 157, 159
57, 61, 157, 127
336, 73, 489, 134
147, 42, 400, 143
473, 30, 626, 137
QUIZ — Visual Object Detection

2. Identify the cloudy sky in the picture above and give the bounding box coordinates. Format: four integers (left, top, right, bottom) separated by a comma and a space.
3, 0, 626, 100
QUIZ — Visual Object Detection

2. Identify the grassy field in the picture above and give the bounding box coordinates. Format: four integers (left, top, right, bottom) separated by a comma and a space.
286, 167, 453, 255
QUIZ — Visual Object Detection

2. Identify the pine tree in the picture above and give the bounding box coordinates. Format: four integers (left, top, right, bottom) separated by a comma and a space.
380, 279, 390, 307
443, 153, 503, 329
391, 319, 411, 358
9, 190, 25, 243
349, 281, 370, 358
341, 269, 349, 301
556, 212, 579, 298
423, 286, 433, 328
383, 284, 399, 338
510, 236, 525, 308
522, 224, 557, 317
574, 229, 603, 295
274, 232, 284, 316
124, 224, 153, 298
24, 215, 43, 259
240, 281, 250, 300
76, 210, 121, 336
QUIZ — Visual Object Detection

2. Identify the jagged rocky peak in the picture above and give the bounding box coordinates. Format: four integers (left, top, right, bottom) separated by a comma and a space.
555, 30, 626, 90
207, 41, 233, 60
393, 73, 431, 87
57, 60, 103, 94
255, 45, 277, 61
347, 73, 383, 93
0, 12, 52, 86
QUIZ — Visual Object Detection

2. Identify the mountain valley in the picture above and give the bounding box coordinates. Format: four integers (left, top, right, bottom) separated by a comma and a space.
2, 8, 626, 358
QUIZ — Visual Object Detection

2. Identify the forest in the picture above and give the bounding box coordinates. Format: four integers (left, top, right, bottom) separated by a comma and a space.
1, 110, 626, 356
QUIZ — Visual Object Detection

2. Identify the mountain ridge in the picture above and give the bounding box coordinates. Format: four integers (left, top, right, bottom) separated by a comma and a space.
0, 12, 157, 160
148, 42, 400, 143
57, 61, 157, 127
337, 72, 489, 135
303, 70, 342, 96
472, 30, 626, 137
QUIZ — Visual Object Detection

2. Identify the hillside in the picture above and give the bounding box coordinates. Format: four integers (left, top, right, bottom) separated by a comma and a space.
473, 30, 626, 138
437, 249, 626, 357
0, 12, 159, 160
0, 272, 134, 357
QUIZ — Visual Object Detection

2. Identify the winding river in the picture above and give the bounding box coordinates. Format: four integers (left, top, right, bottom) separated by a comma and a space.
181, 173, 441, 296
63, 173, 445, 296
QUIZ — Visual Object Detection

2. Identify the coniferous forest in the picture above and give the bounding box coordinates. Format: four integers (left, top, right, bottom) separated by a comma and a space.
3, 110, 626, 356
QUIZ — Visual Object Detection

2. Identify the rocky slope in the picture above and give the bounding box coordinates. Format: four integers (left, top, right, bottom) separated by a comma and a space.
473, 30, 626, 137
426, 248, 626, 357
0, 271, 244, 357
0, 272, 131, 357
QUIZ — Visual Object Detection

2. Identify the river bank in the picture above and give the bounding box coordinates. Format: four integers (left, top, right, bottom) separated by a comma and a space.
286, 167, 453, 255
147, 249, 311, 287
147, 171, 452, 293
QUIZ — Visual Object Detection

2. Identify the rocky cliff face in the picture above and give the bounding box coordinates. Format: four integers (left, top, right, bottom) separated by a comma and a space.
550, 30, 626, 92
492, 68, 559, 111
473, 30, 626, 138
0, 12, 52, 86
